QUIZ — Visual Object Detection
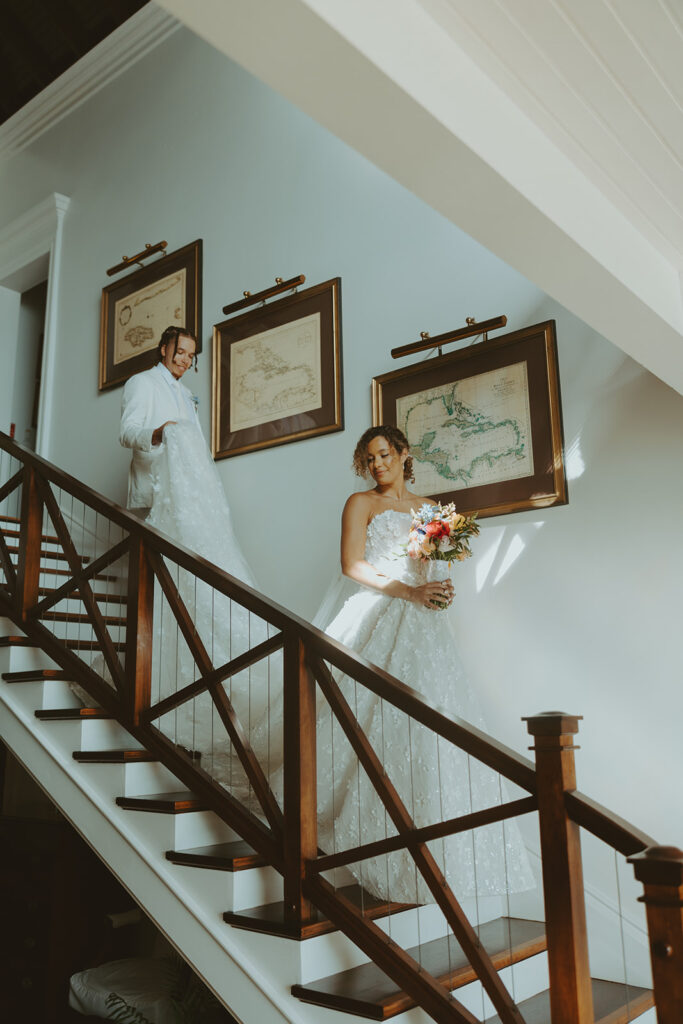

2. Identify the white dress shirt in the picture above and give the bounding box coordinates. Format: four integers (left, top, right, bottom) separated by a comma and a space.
119, 362, 202, 508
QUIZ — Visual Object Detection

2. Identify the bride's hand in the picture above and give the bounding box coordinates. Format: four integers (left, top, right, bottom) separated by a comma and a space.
410, 579, 454, 609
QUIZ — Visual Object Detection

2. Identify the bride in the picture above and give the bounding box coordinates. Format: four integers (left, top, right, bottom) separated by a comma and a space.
313, 425, 535, 903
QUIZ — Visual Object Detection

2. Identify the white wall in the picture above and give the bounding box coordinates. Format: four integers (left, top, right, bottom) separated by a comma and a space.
1, 27, 681, 855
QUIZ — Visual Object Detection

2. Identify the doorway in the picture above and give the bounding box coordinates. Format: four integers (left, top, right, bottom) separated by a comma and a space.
11, 279, 48, 450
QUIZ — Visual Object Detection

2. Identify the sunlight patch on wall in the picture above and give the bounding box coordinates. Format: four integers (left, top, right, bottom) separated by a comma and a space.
492, 522, 545, 587
475, 527, 506, 593
565, 435, 585, 481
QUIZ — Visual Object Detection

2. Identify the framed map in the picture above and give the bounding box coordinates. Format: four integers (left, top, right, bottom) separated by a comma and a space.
372, 320, 567, 518
99, 240, 202, 390
212, 278, 343, 459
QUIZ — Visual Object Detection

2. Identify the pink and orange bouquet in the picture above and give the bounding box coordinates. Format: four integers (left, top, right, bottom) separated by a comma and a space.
407, 502, 479, 564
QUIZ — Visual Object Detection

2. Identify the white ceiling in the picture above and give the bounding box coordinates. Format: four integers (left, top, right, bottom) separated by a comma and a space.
155, 0, 683, 392
422, 0, 683, 270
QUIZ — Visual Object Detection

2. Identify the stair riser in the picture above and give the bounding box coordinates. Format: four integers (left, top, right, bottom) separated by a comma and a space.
28, 718, 143, 757
459, 951, 549, 1019
172, 861, 284, 913
0, 645, 59, 673
41, 680, 88, 710
120, 809, 241, 857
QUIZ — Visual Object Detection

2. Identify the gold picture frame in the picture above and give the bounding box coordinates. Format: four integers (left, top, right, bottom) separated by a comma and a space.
212, 278, 343, 459
372, 320, 567, 518
99, 240, 202, 391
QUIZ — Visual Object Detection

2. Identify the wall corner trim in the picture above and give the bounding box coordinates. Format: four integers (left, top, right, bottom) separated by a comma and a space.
0, 6, 180, 162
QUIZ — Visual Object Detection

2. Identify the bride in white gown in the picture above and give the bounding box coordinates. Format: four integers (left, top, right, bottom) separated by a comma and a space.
145, 420, 534, 904
313, 425, 535, 903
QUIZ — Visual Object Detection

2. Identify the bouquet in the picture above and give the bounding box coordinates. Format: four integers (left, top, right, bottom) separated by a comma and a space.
407, 502, 479, 565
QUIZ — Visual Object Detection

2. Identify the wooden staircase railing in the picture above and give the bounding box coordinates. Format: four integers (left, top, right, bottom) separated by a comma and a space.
0, 430, 680, 1024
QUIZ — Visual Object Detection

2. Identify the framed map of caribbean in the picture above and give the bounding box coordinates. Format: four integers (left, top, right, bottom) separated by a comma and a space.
212, 278, 343, 459
372, 320, 567, 518
99, 240, 202, 391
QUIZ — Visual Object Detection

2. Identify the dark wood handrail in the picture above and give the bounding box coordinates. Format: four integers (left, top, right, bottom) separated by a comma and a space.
0, 431, 538, 788
0, 429, 661, 854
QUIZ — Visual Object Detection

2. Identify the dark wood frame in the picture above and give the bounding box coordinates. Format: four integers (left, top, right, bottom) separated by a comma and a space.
211, 278, 343, 460
372, 320, 567, 518
99, 239, 202, 391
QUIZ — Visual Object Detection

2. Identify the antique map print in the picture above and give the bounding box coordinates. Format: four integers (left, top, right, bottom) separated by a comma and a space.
114, 269, 186, 365
396, 361, 534, 494
230, 312, 322, 432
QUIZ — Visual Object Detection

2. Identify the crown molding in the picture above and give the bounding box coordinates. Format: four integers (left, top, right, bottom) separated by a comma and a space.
0, 4, 180, 163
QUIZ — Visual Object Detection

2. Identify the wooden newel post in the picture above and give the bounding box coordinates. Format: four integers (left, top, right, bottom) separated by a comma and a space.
283, 634, 317, 934
524, 712, 594, 1024
629, 845, 683, 1023
125, 536, 155, 725
16, 465, 43, 622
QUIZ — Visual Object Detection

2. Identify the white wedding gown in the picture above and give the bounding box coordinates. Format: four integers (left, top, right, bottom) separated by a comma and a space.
313, 508, 535, 904
146, 431, 534, 904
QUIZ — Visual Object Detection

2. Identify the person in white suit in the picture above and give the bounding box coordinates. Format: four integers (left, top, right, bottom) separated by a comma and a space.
119, 325, 200, 514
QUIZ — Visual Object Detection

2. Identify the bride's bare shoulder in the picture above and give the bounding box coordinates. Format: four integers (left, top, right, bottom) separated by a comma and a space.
342, 490, 375, 519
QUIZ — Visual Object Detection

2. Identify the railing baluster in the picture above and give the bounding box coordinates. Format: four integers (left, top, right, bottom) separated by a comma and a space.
629, 845, 683, 1023
125, 535, 155, 725
16, 465, 43, 622
283, 634, 317, 932
524, 711, 594, 1024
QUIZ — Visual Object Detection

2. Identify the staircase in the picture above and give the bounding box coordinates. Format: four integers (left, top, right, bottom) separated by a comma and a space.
0, 434, 675, 1024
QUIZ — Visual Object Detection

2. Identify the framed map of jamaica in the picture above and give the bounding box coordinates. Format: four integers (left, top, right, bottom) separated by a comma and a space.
99, 240, 202, 391
372, 320, 567, 518
212, 278, 343, 459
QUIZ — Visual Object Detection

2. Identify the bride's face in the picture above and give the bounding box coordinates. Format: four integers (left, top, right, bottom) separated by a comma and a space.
366, 436, 406, 486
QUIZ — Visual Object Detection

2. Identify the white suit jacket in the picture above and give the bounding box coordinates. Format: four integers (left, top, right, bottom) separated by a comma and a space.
120, 363, 202, 508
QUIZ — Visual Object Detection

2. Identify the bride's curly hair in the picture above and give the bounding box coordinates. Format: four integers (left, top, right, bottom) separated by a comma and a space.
353, 425, 415, 482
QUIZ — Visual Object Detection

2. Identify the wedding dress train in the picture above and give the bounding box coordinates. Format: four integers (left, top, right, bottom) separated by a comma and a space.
312, 509, 535, 904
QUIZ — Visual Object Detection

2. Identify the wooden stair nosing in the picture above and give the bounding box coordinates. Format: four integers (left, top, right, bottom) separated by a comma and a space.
74, 749, 156, 764
166, 840, 265, 872
35, 707, 110, 720
291, 917, 546, 1020
1, 527, 62, 545
484, 978, 654, 1024
3, 668, 71, 682
5, 543, 90, 564
0, 635, 36, 648
8, 561, 119, 582
60, 638, 126, 652
224, 885, 417, 941
116, 791, 205, 813
37, 610, 126, 626
39, 586, 128, 604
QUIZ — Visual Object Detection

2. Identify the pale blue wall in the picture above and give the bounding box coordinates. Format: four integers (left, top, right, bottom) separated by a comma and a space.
1, 27, 682, 846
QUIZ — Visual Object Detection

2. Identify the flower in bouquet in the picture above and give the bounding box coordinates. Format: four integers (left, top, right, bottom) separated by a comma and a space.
407, 502, 479, 565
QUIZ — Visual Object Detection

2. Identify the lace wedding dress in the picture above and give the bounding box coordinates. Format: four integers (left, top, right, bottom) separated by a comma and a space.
313, 508, 535, 904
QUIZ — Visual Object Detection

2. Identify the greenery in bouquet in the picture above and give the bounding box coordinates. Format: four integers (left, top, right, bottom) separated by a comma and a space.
407, 502, 479, 564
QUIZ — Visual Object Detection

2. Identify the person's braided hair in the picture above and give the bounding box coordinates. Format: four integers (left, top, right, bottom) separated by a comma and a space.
352, 425, 414, 482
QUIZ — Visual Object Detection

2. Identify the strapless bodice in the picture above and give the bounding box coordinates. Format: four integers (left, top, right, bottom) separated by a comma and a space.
364, 509, 426, 585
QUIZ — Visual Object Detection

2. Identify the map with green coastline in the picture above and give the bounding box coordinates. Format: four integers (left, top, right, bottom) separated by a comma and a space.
396, 361, 534, 494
